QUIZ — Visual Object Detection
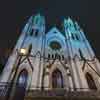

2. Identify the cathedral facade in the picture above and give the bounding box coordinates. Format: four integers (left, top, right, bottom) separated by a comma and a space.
0, 13, 100, 100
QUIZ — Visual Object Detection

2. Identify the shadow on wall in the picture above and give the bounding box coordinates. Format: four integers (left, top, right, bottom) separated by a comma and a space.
0, 59, 4, 74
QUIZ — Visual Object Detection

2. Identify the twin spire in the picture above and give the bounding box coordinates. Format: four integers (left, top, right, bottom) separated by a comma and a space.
26, 13, 82, 37
28, 13, 80, 29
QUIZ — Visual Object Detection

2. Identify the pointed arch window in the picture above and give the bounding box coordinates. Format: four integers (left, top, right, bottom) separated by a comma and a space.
58, 55, 61, 60
52, 69, 64, 88
52, 54, 54, 59
35, 17, 39, 25
17, 69, 28, 87
62, 55, 64, 60
55, 53, 58, 59
14, 69, 28, 100
28, 44, 32, 54
30, 29, 34, 36
30, 28, 39, 37
85, 72, 97, 90
72, 34, 75, 40
75, 34, 80, 40
34, 29, 38, 37
48, 54, 50, 59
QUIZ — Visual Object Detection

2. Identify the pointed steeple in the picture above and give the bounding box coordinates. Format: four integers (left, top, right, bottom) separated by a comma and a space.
62, 18, 71, 38
67, 17, 75, 28
25, 13, 45, 37
74, 21, 80, 30
33, 13, 45, 27
33, 13, 41, 24
64, 18, 68, 28
67, 17, 73, 24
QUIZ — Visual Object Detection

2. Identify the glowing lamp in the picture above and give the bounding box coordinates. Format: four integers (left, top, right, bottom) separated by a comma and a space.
20, 48, 28, 55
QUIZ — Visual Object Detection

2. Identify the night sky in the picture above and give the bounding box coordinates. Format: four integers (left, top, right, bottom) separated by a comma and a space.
0, 0, 100, 64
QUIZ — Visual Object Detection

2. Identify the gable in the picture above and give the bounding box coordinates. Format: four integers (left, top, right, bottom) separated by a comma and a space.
45, 27, 66, 50
46, 27, 65, 40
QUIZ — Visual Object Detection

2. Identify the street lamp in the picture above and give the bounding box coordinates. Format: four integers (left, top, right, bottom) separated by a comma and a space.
19, 44, 32, 56
19, 48, 28, 55
7, 48, 28, 100
7, 45, 32, 100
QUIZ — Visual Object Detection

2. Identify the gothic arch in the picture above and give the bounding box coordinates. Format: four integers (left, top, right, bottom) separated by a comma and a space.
85, 72, 97, 90
14, 63, 33, 89
13, 69, 28, 100
16, 69, 28, 87
52, 68, 64, 89
49, 62, 68, 89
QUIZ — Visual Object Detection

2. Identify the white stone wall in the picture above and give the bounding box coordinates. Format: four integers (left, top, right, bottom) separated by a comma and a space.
1, 14, 100, 92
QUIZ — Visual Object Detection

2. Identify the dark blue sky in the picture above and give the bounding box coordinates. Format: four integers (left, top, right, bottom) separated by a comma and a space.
0, 0, 100, 61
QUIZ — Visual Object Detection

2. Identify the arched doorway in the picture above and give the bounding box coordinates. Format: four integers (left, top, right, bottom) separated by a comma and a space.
52, 69, 64, 89
85, 72, 97, 90
14, 69, 28, 100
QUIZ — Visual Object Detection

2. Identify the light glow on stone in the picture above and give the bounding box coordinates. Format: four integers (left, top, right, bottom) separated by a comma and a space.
20, 48, 27, 55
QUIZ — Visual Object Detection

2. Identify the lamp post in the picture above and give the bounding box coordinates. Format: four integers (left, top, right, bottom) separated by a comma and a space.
7, 48, 28, 100
20, 48, 28, 56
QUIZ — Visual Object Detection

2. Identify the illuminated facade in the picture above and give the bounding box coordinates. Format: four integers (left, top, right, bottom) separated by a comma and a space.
0, 13, 100, 100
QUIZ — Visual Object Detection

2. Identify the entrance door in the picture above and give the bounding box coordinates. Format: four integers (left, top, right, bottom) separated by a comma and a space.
52, 69, 63, 89
14, 69, 28, 100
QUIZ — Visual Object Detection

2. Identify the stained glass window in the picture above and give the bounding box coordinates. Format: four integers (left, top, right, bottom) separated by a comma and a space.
49, 41, 61, 50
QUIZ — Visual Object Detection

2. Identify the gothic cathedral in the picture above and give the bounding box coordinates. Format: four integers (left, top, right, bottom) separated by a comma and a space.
0, 13, 100, 100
